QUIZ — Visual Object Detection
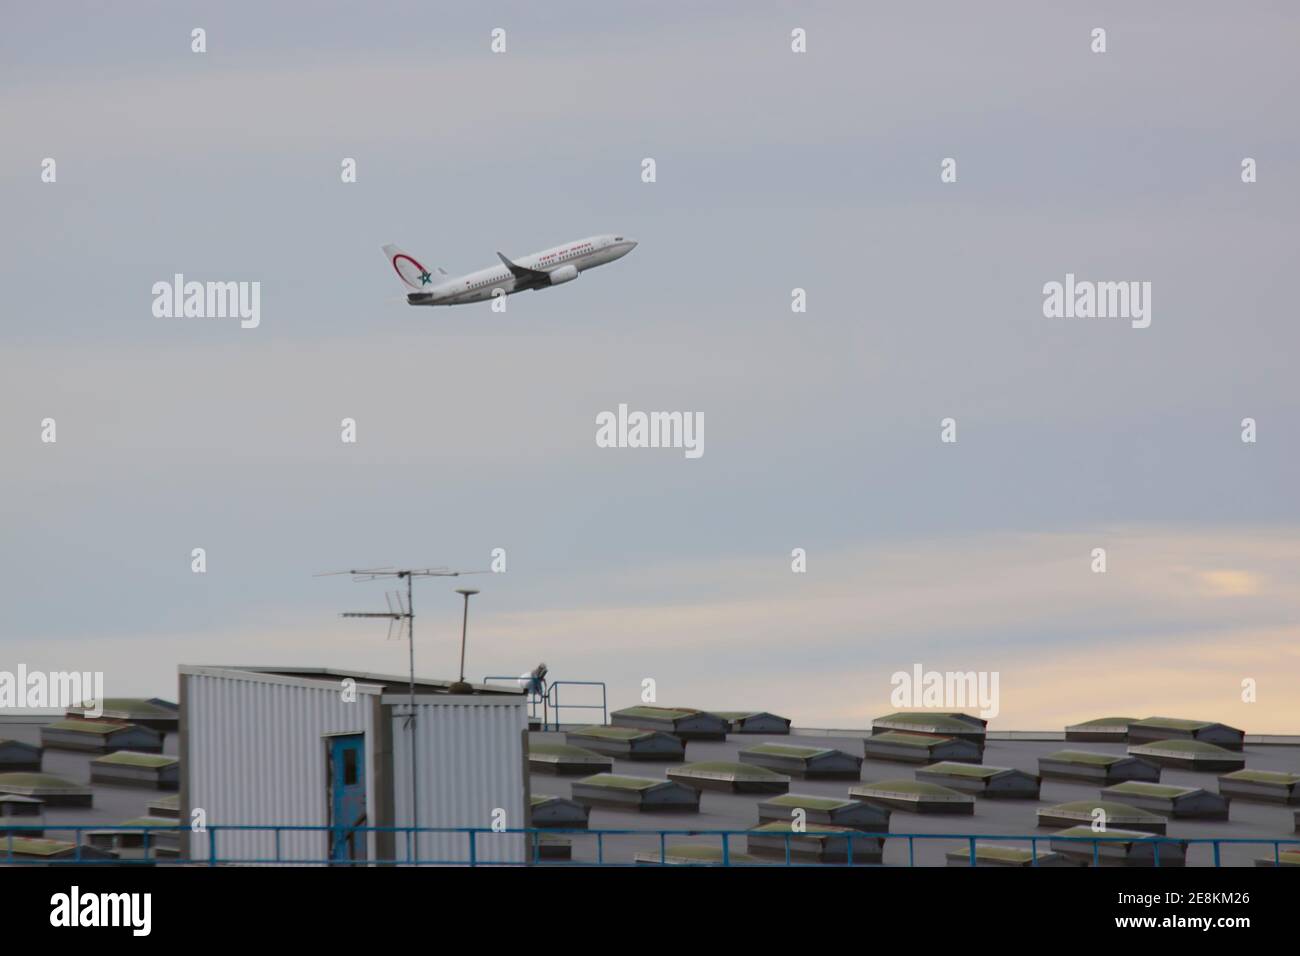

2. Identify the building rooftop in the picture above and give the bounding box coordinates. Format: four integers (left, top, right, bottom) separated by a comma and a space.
42, 719, 132, 735
2, 706, 1297, 866
180, 665, 523, 697
67, 698, 178, 721
524, 725, 1300, 866
91, 752, 178, 769
0, 716, 179, 837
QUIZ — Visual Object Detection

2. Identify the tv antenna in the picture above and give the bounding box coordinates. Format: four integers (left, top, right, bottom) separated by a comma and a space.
316, 565, 488, 856
341, 590, 410, 642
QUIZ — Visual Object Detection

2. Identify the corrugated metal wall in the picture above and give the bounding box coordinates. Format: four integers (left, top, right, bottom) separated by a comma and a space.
183, 667, 528, 865
183, 668, 378, 864
390, 695, 527, 864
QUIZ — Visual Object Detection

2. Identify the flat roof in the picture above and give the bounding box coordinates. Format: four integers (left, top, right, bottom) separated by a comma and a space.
1106, 782, 1203, 798
523, 729, 1300, 866
743, 743, 836, 758
874, 713, 985, 733
569, 726, 659, 740
672, 761, 788, 780
0, 717, 179, 839
42, 719, 133, 735
1068, 717, 1138, 727
3, 708, 1296, 867
921, 762, 1023, 779
530, 742, 606, 758
69, 698, 178, 719
853, 778, 966, 798
1130, 739, 1238, 755
613, 706, 700, 720
1043, 750, 1130, 766
180, 665, 523, 697
1134, 717, 1239, 732
92, 751, 178, 769
871, 731, 953, 747
1222, 769, 1300, 784
0, 772, 90, 795
762, 793, 859, 811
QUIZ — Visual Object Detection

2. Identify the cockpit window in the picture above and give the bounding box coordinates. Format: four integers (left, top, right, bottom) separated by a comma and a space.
615, 236, 623, 241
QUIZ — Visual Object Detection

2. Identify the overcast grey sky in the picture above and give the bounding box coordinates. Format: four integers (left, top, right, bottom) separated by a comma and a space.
3, 1, 1298, 729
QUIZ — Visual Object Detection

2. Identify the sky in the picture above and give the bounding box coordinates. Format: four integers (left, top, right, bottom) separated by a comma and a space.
2, 1, 1298, 730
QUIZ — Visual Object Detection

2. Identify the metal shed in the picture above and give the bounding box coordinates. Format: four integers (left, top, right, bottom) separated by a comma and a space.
916, 762, 1041, 799
147, 794, 180, 819
90, 751, 180, 790
756, 793, 890, 831
41, 719, 162, 755
564, 725, 685, 761
1049, 826, 1187, 867
0, 795, 44, 837
863, 731, 982, 764
570, 774, 701, 812
633, 843, 760, 865
1217, 769, 1300, 805
1036, 800, 1167, 835
0, 794, 43, 818
84, 816, 182, 860
1038, 750, 1161, 784
668, 761, 791, 794
0, 838, 114, 865
67, 698, 179, 736
1127, 739, 1246, 772
0, 772, 92, 808
1127, 717, 1245, 751
739, 742, 863, 779
945, 844, 1077, 867
1099, 782, 1230, 820
1064, 717, 1136, 743
179, 665, 528, 866
709, 711, 792, 735
529, 794, 590, 830
0, 739, 42, 773
609, 706, 729, 741
849, 779, 975, 814
527, 742, 612, 776
870, 712, 987, 747
746, 821, 884, 864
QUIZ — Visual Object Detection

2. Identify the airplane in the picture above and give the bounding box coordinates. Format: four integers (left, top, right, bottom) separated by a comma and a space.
382, 234, 638, 306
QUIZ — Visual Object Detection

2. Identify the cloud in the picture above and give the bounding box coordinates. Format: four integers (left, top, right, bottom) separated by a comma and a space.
1194, 569, 1261, 597
8, 526, 1297, 731
4, 2, 1299, 738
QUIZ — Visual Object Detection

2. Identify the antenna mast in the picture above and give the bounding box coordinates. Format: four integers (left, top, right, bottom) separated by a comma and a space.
318, 565, 487, 862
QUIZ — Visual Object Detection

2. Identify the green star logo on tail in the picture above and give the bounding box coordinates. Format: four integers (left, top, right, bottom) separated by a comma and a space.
419, 270, 432, 285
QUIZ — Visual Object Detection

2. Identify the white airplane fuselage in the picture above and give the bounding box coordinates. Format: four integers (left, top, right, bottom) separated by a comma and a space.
388, 234, 637, 306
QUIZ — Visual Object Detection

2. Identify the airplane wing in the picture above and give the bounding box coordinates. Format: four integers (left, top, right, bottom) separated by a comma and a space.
497, 252, 550, 283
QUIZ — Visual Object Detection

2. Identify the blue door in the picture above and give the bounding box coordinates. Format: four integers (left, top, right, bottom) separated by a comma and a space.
328, 734, 367, 864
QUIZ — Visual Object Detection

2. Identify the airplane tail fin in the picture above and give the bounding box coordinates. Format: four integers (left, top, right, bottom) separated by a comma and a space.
382, 244, 446, 291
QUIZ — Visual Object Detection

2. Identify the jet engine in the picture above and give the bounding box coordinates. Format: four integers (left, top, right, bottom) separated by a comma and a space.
548, 264, 579, 285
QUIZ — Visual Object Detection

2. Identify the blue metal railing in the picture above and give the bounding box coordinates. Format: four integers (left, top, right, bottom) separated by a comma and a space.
483, 675, 545, 724
482, 677, 607, 730
1, 823, 1296, 866
544, 680, 607, 730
